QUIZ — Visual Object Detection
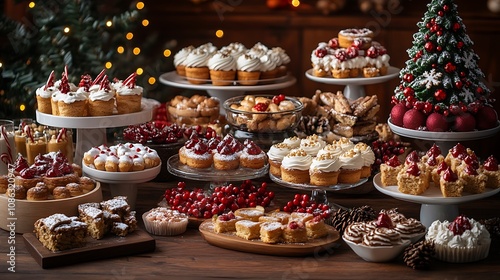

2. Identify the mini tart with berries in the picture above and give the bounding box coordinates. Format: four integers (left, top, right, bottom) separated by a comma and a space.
481, 155, 500, 188
213, 143, 240, 170
396, 161, 430, 195
444, 143, 473, 172
185, 139, 213, 169
240, 140, 267, 169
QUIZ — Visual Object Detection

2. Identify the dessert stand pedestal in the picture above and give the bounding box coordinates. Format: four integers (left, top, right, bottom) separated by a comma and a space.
82, 164, 161, 209
167, 154, 268, 194
383, 120, 500, 227
269, 173, 368, 211
305, 66, 399, 100
373, 173, 500, 228
159, 71, 297, 115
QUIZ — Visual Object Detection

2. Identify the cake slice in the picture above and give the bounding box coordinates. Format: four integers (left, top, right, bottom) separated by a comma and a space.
214, 212, 240, 233
33, 213, 87, 252
259, 222, 283, 244
439, 167, 465, 197
282, 221, 308, 243
78, 203, 105, 239
396, 162, 429, 195
235, 220, 261, 240
305, 216, 329, 239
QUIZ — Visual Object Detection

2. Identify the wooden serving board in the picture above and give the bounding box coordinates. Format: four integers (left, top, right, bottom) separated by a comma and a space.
199, 220, 340, 257
23, 229, 155, 268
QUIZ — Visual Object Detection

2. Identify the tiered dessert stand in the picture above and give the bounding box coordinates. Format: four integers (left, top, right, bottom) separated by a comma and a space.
305, 66, 400, 100
159, 71, 297, 114
384, 119, 500, 227
36, 98, 160, 208
166, 154, 268, 194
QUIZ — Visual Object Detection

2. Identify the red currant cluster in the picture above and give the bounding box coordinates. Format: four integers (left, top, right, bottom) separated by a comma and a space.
282, 194, 331, 219
370, 139, 407, 172
163, 180, 275, 219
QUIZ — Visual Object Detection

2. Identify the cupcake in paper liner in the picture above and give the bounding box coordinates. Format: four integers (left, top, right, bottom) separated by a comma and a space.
425, 215, 491, 263
142, 207, 188, 236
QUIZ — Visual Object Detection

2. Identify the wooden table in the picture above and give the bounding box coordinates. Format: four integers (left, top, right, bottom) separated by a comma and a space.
1, 177, 499, 279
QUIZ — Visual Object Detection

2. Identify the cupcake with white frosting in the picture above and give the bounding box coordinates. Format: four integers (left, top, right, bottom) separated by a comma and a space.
236, 52, 262, 85
338, 148, 363, 184
173, 45, 195, 76
208, 51, 237, 86
280, 148, 312, 184
184, 49, 212, 85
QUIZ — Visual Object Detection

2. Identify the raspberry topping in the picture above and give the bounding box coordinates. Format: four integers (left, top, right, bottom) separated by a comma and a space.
386, 155, 401, 167
484, 155, 499, 171
436, 161, 448, 174
426, 155, 437, 166
464, 164, 478, 175
328, 38, 339, 48
442, 167, 458, 182
314, 48, 327, 58
405, 151, 420, 165
253, 102, 268, 112
334, 49, 347, 61
450, 143, 466, 158
244, 140, 262, 155
366, 46, 378, 58
406, 162, 420, 176
272, 94, 286, 105
376, 212, 394, 229
448, 215, 472, 236
426, 143, 442, 157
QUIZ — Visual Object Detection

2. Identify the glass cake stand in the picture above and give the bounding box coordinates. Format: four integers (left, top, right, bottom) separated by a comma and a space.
305, 66, 400, 100
167, 154, 269, 193
269, 173, 368, 211
159, 71, 297, 114
373, 173, 500, 228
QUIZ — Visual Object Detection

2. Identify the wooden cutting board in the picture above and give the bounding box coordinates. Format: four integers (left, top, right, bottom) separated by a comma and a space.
23, 229, 155, 268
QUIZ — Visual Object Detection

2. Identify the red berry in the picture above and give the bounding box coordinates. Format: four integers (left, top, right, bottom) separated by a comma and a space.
376, 213, 394, 228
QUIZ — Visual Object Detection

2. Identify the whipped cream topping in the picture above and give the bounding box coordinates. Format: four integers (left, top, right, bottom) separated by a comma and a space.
394, 218, 426, 238
89, 87, 114, 101
236, 53, 262, 72
310, 153, 342, 173
311, 52, 334, 72
365, 54, 391, 68
36, 86, 58, 98
195, 42, 217, 54
260, 52, 278, 72
174, 45, 195, 67
299, 139, 322, 157
339, 149, 363, 170
115, 83, 143, 96
267, 143, 291, 162
317, 144, 344, 158
58, 90, 87, 104
362, 228, 402, 246
426, 218, 490, 248
207, 51, 237, 71
282, 136, 301, 149
281, 148, 312, 171
354, 143, 375, 167
184, 49, 211, 68
272, 47, 291, 65
343, 222, 367, 243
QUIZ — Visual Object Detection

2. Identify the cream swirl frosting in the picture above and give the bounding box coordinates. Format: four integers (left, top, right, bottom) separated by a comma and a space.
174, 45, 195, 67
36, 85, 58, 98
282, 136, 301, 149
259, 52, 279, 72
196, 42, 217, 54
362, 228, 402, 246
354, 142, 375, 167
339, 149, 363, 170
317, 144, 344, 158
58, 90, 87, 104
365, 54, 391, 68
343, 222, 367, 244
267, 143, 291, 162
272, 47, 291, 65
334, 137, 355, 152
207, 51, 237, 71
236, 53, 262, 72
426, 219, 490, 248
310, 153, 342, 173
89, 86, 114, 102
394, 218, 426, 239
184, 49, 211, 68
281, 148, 312, 171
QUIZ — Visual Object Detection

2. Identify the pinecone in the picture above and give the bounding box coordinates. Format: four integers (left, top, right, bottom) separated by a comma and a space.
479, 217, 500, 239
330, 205, 377, 234
296, 115, 331, 136
403, 240, 435, 270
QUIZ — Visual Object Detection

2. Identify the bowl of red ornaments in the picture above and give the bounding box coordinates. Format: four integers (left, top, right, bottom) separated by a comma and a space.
223, 94, 303, 134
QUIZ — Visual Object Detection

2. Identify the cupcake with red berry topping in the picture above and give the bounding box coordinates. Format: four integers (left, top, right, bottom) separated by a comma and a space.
426, 215, 491, 263
36, 70, 57, 114
240, 139, 266, 169
114, 72, 143, 114
481, 155, 500, 188
87, 74, 115, 116
57, 68, 88, 117
213, 143, 240, 170
185, 139, 213, 169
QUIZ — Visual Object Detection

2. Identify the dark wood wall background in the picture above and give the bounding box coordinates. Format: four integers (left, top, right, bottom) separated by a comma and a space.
149, 0, 500, 157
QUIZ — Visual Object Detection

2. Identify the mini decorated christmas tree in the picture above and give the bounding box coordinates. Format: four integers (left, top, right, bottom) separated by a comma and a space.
391, 0, 498, 132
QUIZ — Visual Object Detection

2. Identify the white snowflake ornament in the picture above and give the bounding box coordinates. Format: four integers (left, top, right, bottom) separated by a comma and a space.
419, 69, 442, 89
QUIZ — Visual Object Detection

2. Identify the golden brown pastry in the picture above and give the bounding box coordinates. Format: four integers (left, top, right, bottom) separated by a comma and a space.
79, 176, 95, 193
26, 183, 49, 201
52, 186, 71, 199
66, 182, 83, 197
0, 175, 8, 194
6, 184, 27, 199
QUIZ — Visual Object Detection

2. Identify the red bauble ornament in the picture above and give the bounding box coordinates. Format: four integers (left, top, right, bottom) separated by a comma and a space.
403, 87, 414, 97
437, 46, 442, 51
425, 41, 435, 52
443, 5, 449, 12
460, 71, 466, 77
476, 87, 484, 94
453, 22, 461, 31
424, 102, 434, 114
445, 62, 456, 73
438, 11, 444, 17
435, 89, 446, 101
455, 81, 463, 89
403, 73, 414, 83
443, 110, 450, 117
432, 64, 437, 68
437, 31, 443, 36
457, 41, 464, 49
434, 105, 441, 112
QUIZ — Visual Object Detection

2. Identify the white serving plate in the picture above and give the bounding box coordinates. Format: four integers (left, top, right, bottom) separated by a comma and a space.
82, 162, 161, 184
305, 66, 400, 85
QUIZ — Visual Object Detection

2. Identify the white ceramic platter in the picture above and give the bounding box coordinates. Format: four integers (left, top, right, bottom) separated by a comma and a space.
305, 66, 400, 85
82, 162, 161, 184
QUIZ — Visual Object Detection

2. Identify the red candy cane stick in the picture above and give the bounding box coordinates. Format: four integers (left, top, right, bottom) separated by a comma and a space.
0, 126, 13, 165
92, 69, 106, 86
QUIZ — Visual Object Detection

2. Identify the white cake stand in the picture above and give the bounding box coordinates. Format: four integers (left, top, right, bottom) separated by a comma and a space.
373, 173, 500, 227
36, 98, 157, 165
82, 163, 161, 209
159, 71, 297, 114
388, 118, 500, 154
305, 66, 400, 100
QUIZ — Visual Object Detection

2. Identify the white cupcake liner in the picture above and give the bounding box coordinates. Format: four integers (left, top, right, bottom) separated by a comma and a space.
433, 239, 491, 263
142, 211, 188, 236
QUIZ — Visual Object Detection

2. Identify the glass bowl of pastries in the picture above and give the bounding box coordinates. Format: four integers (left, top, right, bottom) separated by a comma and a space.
223, 94, 303, 133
